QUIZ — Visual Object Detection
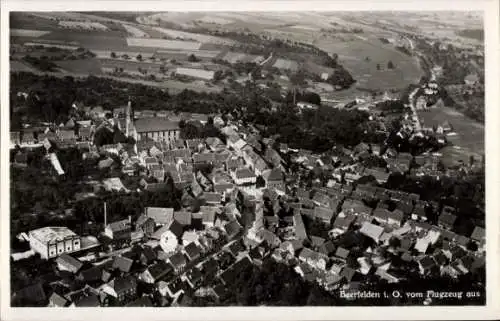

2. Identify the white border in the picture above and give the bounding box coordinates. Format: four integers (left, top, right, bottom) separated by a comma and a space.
1, 1, 499, 320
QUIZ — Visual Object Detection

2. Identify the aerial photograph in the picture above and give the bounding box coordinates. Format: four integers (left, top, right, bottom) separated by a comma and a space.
9, 11, 485, 307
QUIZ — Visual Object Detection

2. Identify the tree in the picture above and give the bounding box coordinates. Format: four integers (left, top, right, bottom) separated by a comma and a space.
110, 52, 117, 59
387, 60, 395, 69
376, 63, 381, 70
136, 54, 142, 61
188, 54, 200, 62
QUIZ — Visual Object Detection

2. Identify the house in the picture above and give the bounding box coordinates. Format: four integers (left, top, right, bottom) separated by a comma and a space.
329, 214, 356, 237
48, 292, 68, 307
335, 247, 350, 261
112, 255, 134, 273
257, 229, 281, 249
77, 266, 104, 285
224, 220, 242, 240
184, 242, 202, 261
313, 206, 336, 225
102, 276, 137, 302
263, 168, 285, 191
203, 192, 222, 206
169, 252, 188, 274
135, 214, 155, 238
318, 240, 336, 257
71, 293, 101, 307
438, 211, 457, 230
56, 253, 83, 274
139, 246, 157, 265
298, 247, 328, 270
418, 256, 437, 275
174, 211, 192, 227
359, 222, 384, 243
135, 118, 180, 143
232, 168, 257, 185
470, 226, 485, 243
363, 168, 390, 184
104, 218, 132, 241
293, 212, 308, 241
373, 208, 404, 226
140, 261, 174, 284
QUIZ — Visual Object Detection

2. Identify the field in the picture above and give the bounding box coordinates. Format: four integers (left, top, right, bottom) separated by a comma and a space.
222, 52, 264, 64
55, 59, 103, 74
157, 49, 220, 59
126, 37, 202, 50
272, 58, 299, 71
24, 42, 79, 50
39, 31, 129, 50
100, 59, 165, 73
419, 106, 484, 165
58, 21, 109, 31
10, 60, 37, 73
122, 24, 150, 38
316, 37, 422, 91
11, 29, 51, 38
151, 27, 236, 45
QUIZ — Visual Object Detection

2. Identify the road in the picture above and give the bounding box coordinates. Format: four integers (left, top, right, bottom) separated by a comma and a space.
408, 87, 422, 132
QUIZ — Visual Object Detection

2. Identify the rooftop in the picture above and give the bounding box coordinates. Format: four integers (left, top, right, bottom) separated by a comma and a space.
135, 118, 180, 133
29, 226, 77, 244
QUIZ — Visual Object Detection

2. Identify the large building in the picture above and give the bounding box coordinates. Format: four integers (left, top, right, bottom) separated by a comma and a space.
134, 118, 180, 143
28, 227, 81, 259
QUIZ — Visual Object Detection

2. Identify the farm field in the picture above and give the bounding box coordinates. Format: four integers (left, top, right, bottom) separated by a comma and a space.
55, 59, 103, 75
151, 27, 236, 45
122, 24, 150, 38
11, 29, 51, 38
99, 59, 165, 73
126, 37, 202, 50
316, 38, 422, 91
39, 31, 129, 50
221, 52, 264, 64
157, 49, 220, 59
419, 106, 484, 165
10, 60, 37, 73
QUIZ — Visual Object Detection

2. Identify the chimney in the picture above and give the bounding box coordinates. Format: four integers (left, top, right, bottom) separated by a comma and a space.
104, 202, 107, 227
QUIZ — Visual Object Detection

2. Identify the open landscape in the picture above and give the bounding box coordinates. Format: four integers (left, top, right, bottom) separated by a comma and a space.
8, 10, 487, 311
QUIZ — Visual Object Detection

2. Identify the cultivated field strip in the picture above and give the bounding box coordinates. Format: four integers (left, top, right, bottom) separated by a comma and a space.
126, 37, 202, 50
11, 29, 51, 38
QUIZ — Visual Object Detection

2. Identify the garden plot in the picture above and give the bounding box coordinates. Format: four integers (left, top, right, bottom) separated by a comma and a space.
222, 52, 264, 64
58, 21, 109, 31
122, 24, 150, 38
126, 37, 202, 50
11, 29, 51, 38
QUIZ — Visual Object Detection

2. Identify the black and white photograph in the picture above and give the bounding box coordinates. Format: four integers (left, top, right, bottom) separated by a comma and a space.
1, 0, 499, 319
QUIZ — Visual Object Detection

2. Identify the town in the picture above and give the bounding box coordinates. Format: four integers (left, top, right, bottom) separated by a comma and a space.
9, 11, 485, 308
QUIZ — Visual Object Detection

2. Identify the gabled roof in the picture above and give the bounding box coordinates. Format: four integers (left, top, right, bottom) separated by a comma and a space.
56, 253, 83, 273
146, 261, 173, 281
470, 226, 485, 242
335, 247, 350, 259
235, 167, 256, 180
359, 222, 384, 242
73, 293, 100, 307
169, 252, 187, 269
146, 207, 174, 226
110, 276, 137, 295
49, 292, 68, 307
174, 211, 192, 226
224, 220, 242, 238
313, 206, 335, 222
112, 255, 134, 273
135, 118, 179, 133
184, 242, 202, 260
107, 219, 130, 233
439, 212, 457, 227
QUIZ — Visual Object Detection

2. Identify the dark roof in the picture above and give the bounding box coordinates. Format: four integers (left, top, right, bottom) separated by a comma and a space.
314, 206, 335, 222
146, 207, 174, 225
141, 246, 157, 263
224, 220, 242, 238
219, 257, 252, 285
73, 293, 100, 307
126, 296, 154, 307
78, 266, 103, 283
56, 253, 84, 273
266, 168, 284, 182
203, 192, 222, 204
107, 219, 130, 233
112, 255, 134, 273
333, 215, 355, 230
310, 236, 325, 247
169, 252, 187, 269
340, 267, 356, 282
111, 276, 137, 295
419, 256, 436, 270
147, 261, 173, 281
135, 118, 179, 133
184, 242, 202, 260
174, 211, 192, 226
439, 212, 457, 227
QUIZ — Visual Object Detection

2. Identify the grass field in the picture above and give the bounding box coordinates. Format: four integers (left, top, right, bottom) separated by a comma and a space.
316, 37, 422, 91
11, 29, 51, 38
100, 58, 165, 73
55, 59, 103, 74
419, 106, 484, 165
122, 24, 150, 38
10, 60, 37, 73
222, 52, 264, 64
126, 37, 202, 50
